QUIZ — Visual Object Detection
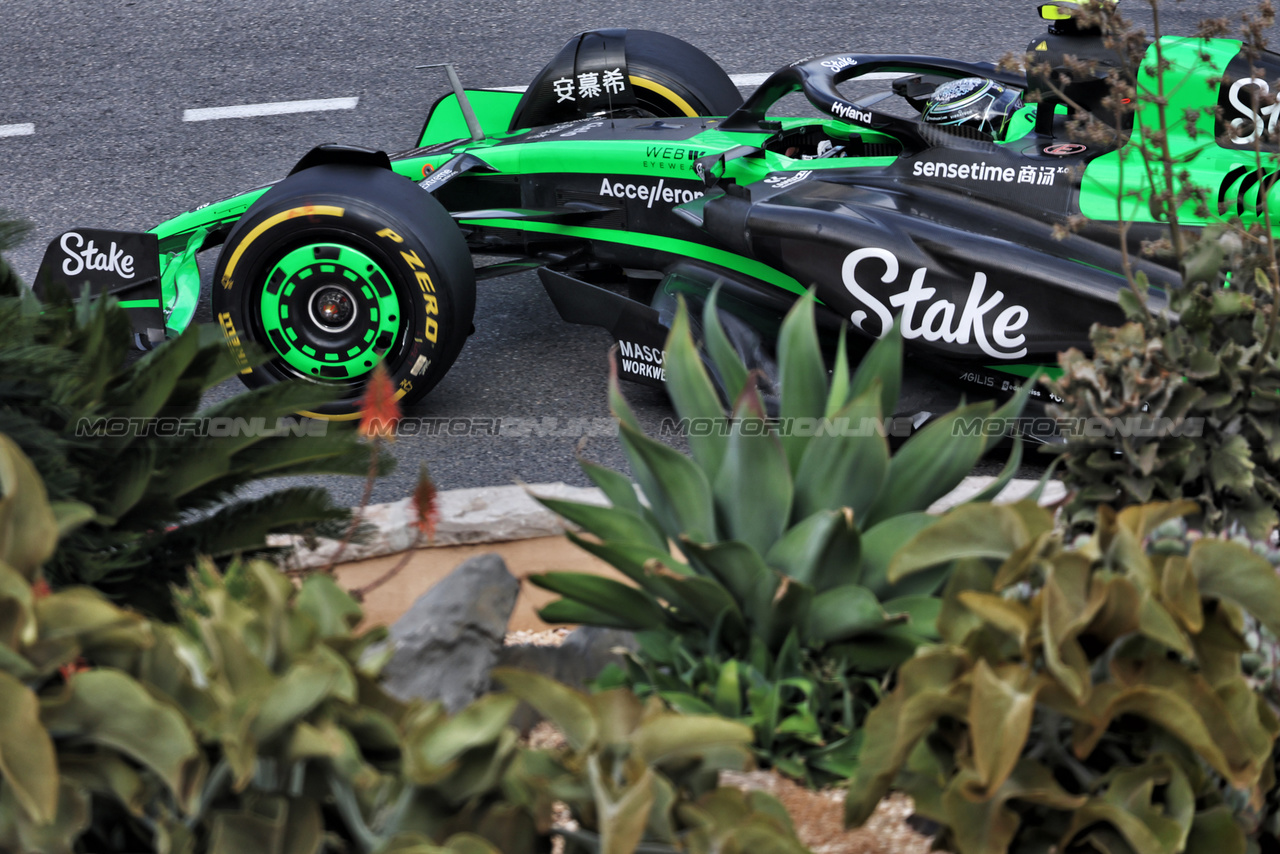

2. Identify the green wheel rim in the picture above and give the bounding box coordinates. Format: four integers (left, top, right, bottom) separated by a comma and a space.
259, 243, 402, 380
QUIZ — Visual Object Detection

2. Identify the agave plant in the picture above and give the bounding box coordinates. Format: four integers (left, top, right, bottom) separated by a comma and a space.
846, 499, 1280, 854
532, 290, 1031, 784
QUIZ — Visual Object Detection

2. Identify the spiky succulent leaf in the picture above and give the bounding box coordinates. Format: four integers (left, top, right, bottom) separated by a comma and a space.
679, 539, 778, 632
702, 285, 749, 402
536, 497, 667, 552
776, 292, 828, 470
807, 585, 897, 643
530, 573, 666, 630
577, 458, 648, 519
847, 319, 903, 419
865, 401, 999, 526
664, 296, 730, 480
764, 508, 861, 594
791, 384, 888, 522
617, 418, 717, 544
712, 386, 792, 554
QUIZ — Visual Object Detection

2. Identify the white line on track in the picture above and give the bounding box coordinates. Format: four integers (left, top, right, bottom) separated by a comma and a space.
174, 70, 908, 125
182, 97, 359, 122
0, 123, 35, 138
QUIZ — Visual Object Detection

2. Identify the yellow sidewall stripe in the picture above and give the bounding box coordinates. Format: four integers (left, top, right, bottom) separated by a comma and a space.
297, 409, 363, 421
223, 205, 346, 284
297, 388, 407, 421
629, 76, 697, 117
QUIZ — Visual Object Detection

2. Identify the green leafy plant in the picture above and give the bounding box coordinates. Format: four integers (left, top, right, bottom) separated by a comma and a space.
1048, 233, 1280, 538
1025, 0, 1280, 539
0, 275, 381, 617
845, 498, 1280, 854
168, 559, 534, 854
532, 291, 1030, 786
0, 429, 198, 853
0, 211, 31, 296
495, 667, 812, 854
0, 432, 812, 854
0, 427, 537, 853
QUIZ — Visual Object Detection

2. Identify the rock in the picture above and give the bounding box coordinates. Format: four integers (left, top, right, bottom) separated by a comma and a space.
493, 642, 562, 680
379, 553, 520, 712
273, 482, 611, 570
496, 626, 638, 731
557, 627, 639, 687
435, 483, 609, 546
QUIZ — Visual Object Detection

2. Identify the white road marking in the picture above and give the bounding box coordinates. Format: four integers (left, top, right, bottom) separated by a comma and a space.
182, 97, 359, 122
486, 70, 906, 95
175, 69, 907, 125
0, 123, 35, 138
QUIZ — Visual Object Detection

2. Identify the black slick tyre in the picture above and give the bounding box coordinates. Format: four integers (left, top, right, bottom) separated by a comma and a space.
509, 29, 742, 129
211, 164, 475, 420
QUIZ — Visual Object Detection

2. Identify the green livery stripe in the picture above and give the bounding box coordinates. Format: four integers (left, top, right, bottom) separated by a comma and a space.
117, 299, 162, 309
149, 187, 271, 254
457, 218, 808, 297
986, 363, 1063, 380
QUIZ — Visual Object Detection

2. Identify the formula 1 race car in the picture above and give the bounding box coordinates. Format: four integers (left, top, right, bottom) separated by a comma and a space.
31, 1, 1280, 420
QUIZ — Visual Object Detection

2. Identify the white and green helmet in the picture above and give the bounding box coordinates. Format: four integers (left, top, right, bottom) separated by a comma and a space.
922, 77, 1024, 137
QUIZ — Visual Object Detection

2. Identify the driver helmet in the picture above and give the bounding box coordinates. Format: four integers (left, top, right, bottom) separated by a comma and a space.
922, 77, 1024, 138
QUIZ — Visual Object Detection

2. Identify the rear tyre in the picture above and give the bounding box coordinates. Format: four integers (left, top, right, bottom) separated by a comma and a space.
510, 29, 742, 129
212, 164, 475, 419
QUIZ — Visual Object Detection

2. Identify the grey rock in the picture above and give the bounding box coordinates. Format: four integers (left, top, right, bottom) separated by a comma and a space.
558, 627, 639, 687
273, 483, 612, 570
380, 553, 520, 712
493, 642, 562, 680
495, 626, 638, 731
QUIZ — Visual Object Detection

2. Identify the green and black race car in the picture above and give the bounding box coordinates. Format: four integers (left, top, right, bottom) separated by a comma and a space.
31, 1, 1280, 420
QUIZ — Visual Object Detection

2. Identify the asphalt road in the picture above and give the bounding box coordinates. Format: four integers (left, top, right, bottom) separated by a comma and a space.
0, 0, 1259, 505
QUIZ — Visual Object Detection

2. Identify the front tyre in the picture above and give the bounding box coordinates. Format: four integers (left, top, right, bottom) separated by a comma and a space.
212, 164, 475, 419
